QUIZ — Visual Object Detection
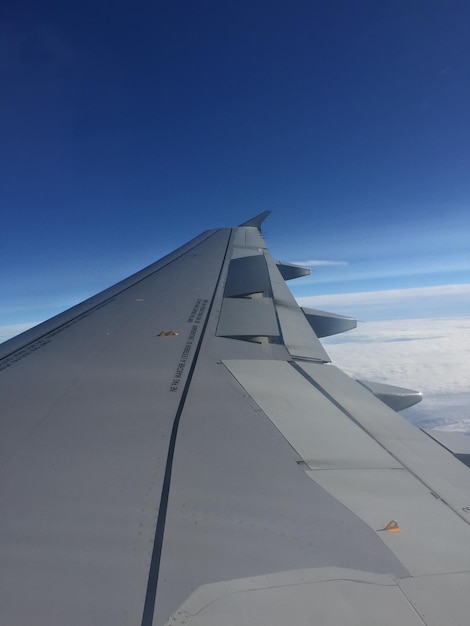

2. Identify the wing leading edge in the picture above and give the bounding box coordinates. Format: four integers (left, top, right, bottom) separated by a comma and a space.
0, 215, 469, 626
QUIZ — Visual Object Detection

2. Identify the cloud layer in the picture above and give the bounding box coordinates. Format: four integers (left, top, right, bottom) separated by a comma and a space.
0, 322, 39, 343
321, 317, 470, 433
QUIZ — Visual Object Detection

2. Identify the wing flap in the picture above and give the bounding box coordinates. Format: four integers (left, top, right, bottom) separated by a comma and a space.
223, 359, 401, 470
296, 362, 470, 521
309, 468, 470, 576
216, 298, 280, 340
224, 356, 470, 579
224, 254, 271, 297
164, 568, 423, 626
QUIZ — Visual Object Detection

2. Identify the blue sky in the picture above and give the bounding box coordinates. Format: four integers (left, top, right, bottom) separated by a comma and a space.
1, 1, 470, 336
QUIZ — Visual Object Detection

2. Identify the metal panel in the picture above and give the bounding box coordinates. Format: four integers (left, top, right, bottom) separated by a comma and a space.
422, 429, 470, 467
308, 468, 470, 576
296, 362, 470, 521
231, 226, 266, 249
165, 568, 423, 626
154, 352, 408, 623
0, 229, 232, 626
0, 229, 218, 361
224, 254, 270, 297
263, 252, 330, 362
216, 297, 279, 339
399, 573, 470, 626
230, 246, 261, 259
223, 360, 401, 470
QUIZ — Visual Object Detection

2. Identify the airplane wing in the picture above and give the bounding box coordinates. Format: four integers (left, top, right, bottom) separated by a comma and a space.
1, 213, 469, 626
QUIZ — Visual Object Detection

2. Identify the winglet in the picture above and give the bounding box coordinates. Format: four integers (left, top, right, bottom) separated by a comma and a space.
239, 210, 271, 231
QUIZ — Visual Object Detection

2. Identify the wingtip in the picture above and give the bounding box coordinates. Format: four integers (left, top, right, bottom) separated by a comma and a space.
239, 210, 271, 230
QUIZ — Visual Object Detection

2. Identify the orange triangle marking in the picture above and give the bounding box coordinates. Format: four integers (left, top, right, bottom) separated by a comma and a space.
384, 520, 400, 533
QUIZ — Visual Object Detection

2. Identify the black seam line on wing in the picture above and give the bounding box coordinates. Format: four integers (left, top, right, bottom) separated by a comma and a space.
289, 361, 470, 528
140, 229, 233, 626
289, 360, 399, 452
0, 230, 218, 364
264, 255, 284, 345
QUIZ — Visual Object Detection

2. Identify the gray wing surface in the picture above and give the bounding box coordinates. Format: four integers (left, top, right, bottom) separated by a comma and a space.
1, 215, 469, 625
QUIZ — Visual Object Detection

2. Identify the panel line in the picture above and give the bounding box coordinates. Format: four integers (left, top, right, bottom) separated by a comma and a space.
289, 361, 470, 527
140, 229, 232, 626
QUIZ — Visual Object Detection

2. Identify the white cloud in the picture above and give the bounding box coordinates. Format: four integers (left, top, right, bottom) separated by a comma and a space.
291, 259, 348, 267
289, 256, 470, 287
321, 317, 470, 433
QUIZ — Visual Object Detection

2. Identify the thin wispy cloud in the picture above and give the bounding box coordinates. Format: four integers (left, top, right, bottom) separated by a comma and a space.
291, 259, 348, 267
290, 256, 470, 286
300, 283, 470, 305
297, 283, 470, 320
0, 322, 38, 342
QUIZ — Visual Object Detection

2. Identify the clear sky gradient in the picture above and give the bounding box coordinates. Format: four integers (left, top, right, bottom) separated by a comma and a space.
1, 1, 470, 333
